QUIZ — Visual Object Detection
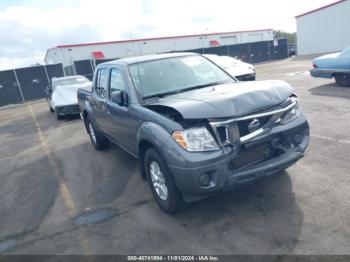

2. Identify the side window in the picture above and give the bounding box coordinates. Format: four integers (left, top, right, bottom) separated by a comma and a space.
95, 68, 108, 99
109, 68, 126, 98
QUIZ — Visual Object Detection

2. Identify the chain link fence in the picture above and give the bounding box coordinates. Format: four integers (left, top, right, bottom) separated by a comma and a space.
0, 38, 288, 108
0, 64, 64, 107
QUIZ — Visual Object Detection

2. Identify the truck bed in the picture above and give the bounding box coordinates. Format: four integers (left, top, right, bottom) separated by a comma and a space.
77, 88, 91, 113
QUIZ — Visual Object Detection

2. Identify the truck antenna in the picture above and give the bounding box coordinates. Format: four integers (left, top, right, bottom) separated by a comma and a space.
129, 28, 145, 96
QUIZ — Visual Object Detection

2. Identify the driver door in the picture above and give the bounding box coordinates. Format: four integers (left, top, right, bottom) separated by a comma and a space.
105, 68, 136, 153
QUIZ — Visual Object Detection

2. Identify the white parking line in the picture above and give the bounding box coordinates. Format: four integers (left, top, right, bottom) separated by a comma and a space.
311, 134, 350, 144
25, 103, 93, 254
0, 155, 18, 161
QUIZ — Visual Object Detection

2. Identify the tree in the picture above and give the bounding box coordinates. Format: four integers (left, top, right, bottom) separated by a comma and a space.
274, 30, 297, 44
30, 62, 42, 67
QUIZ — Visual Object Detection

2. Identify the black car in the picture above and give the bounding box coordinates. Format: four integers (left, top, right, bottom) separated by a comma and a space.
288, 44, 297, 56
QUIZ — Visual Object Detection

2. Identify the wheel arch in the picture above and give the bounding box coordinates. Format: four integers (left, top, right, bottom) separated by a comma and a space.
136, 121, 178, 180
138, 139, 155, 180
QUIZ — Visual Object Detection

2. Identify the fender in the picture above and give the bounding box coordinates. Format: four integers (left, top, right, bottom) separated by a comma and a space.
82, 100, 103, 133
136, 122, 188, 167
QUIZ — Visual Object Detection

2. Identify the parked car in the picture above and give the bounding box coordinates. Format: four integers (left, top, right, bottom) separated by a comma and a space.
78, 53, 309, 213
204, 54, 256, 81
310, 47, 350, 87
46, 75, 91, 119
288, 44, 297, 57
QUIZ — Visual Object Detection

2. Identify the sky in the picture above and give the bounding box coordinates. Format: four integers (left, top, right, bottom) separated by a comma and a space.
0, 0, 337, 70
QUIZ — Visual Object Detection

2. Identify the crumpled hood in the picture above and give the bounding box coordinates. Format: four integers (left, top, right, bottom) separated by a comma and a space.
149, 80, 294, 119
225, 66, 254, 77
52, 82, 91, 108
223, 61, 255, 77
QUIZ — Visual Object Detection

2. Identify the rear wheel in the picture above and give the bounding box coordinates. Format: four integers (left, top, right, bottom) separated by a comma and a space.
86, 116, 108, 150
334, 73, 350, 87
144, 148, 184, 214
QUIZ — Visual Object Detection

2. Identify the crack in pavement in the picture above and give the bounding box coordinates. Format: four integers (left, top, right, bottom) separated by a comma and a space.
1, 200, 150, 253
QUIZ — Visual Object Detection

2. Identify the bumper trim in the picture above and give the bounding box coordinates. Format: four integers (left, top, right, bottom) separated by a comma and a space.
224, 149, 303, 190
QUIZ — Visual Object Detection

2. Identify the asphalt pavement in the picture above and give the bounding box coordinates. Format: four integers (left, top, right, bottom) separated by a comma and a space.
0, 57, 349, 254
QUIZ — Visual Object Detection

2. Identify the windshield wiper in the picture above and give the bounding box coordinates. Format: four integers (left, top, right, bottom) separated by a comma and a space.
143, 81, 231, 99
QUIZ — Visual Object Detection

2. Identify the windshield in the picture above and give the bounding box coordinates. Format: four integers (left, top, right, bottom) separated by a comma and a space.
129, 55, 234, 98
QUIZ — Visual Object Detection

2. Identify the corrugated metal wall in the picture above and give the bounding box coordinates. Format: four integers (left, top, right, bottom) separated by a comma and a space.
296, 0, 350, 55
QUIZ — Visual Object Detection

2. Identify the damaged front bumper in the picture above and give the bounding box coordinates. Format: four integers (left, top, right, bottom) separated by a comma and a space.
55, 104, 80, 116
167, 112, 309, 202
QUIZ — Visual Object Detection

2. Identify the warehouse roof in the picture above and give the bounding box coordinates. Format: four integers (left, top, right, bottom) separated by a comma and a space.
53, 29, 273, 49
295, 0, 347, 18
103, 52, 195, 65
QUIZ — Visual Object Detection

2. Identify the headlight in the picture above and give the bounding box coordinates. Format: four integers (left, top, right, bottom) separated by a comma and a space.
172, 127, 219, 152
280, 100, 300, 125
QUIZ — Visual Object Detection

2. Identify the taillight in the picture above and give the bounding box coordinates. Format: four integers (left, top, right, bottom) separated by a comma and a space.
313, 64, 318, 69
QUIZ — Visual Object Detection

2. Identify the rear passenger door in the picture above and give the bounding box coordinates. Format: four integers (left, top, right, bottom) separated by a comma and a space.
92, 68, 109, 132
105, 67, 136, 153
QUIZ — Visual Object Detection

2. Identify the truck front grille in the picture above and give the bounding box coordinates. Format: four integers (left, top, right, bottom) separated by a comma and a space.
216, 126, 227, 143
210, 97, 298, 147
213, 115, 272, 146
237, 115, 272, 137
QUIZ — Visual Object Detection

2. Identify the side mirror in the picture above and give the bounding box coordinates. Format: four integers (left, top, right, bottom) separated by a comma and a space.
111, 90, 128, 106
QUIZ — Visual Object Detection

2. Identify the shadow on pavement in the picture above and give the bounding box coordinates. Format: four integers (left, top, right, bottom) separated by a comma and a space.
175, 171, 304, 253
310, 83, 350, 99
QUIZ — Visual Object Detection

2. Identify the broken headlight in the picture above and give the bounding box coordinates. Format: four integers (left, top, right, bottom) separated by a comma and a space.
280, 99, 300, 125
172, 127, 219, 152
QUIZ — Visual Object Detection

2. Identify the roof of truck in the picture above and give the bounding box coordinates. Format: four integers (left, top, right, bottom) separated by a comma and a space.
102, 52, 197, 66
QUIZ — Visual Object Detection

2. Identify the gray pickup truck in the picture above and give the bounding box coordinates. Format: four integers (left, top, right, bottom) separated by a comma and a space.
78, 53, 309, 213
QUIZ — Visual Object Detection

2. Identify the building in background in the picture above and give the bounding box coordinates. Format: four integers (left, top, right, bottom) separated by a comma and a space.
45, 29, 276, 75
296, 0, 350, 55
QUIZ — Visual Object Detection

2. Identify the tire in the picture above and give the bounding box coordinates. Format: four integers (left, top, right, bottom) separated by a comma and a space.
144, 148, 184, 214
48, 100, 54, 112
55, 111, 63, 120
86, 116, 108, 150
335, 73, 350, 87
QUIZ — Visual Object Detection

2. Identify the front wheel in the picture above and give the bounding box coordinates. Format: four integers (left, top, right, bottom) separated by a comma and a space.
144, 148, 184, 214
86, 116, 109, 150
335, 73, 350, 87
55, 111, 63, 120
48, 99, 54, 112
